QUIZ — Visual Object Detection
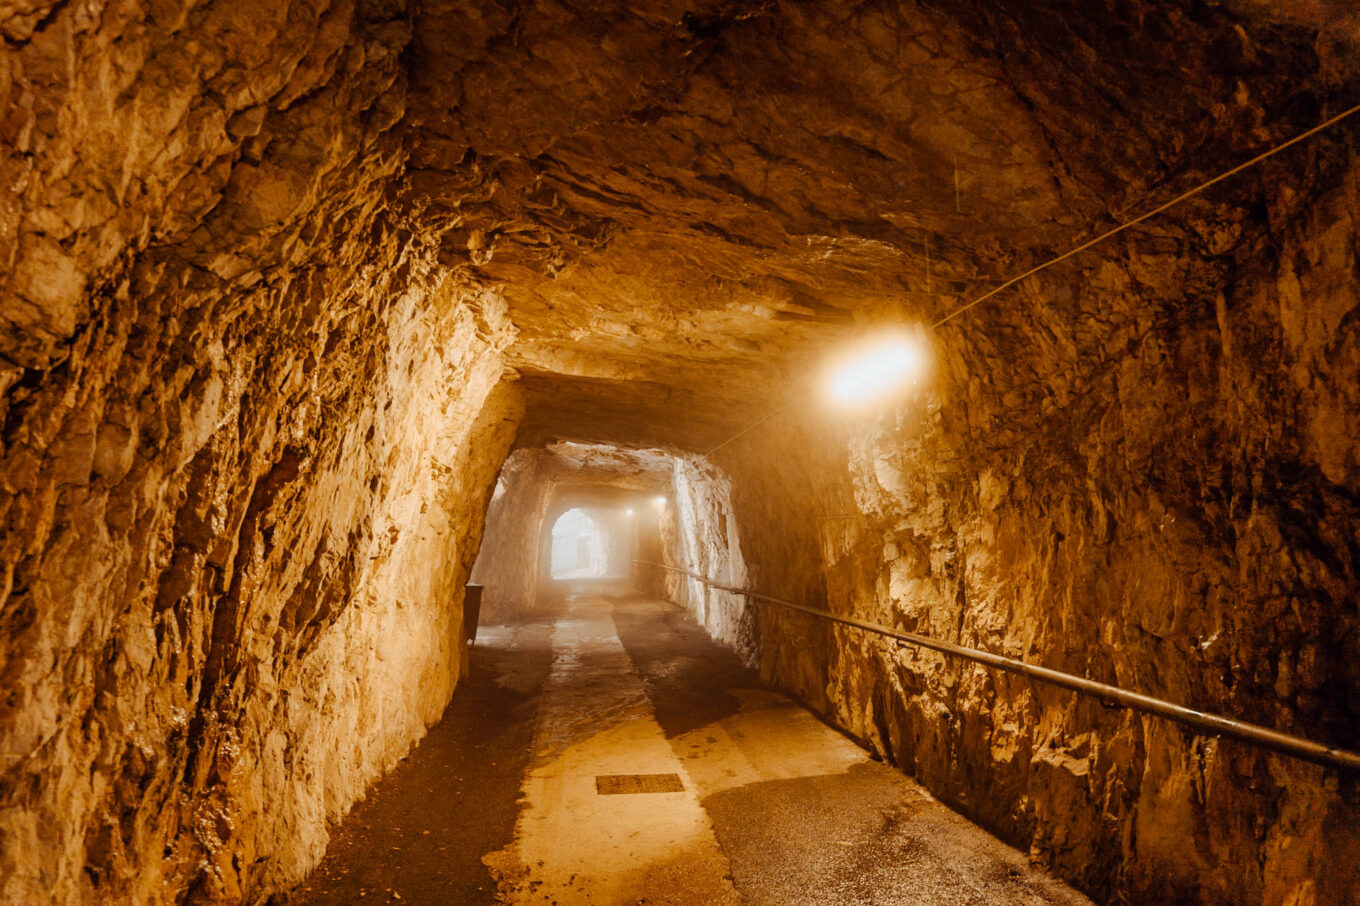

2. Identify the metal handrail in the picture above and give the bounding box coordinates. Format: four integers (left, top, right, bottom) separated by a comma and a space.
634, 559, 1360, 773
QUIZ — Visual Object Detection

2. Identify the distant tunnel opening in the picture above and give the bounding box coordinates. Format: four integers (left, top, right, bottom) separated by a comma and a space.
548, 507, 609, 580
469, 443, 752, 648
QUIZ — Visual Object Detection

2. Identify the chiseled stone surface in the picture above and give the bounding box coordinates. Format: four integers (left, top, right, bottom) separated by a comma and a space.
2, 0, 1358, 904
1, 1, 519, 902
711, 154, 1360, 904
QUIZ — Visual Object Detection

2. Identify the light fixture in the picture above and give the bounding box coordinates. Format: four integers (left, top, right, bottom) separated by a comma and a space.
824, 327, 930, 411
625, 508, 634, 516
653, 496, 667, 507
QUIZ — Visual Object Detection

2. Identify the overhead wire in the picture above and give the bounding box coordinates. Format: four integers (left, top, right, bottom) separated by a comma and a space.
704, 400, 798, 456
931, 100, 1360, 329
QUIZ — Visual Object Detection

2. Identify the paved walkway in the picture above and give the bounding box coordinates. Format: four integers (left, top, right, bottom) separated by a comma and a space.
293, 595, 1093, 905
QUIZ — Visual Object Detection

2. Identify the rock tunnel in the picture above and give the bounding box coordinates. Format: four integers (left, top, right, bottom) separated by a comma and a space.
2, 1, 1359, 903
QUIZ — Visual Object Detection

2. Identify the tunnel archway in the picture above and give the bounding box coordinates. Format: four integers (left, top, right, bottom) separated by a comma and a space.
547, 507, 609, 579
468, 443, 753, 644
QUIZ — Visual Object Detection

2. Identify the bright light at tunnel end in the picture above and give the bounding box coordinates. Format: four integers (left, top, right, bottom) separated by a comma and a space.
824, 327, 931, 412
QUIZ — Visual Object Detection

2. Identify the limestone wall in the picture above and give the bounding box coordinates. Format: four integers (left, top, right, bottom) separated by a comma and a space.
661, 456, 754, 660
470, 449, 554, 622
0, 2, 521, 901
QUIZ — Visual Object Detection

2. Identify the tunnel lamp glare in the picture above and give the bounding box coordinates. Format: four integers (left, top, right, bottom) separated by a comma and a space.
654, 496, 667, 507
625, 508, 634, 516
825, 331, 928, 410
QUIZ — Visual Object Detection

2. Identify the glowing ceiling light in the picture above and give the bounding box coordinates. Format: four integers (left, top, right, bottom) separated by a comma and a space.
625, 508, 635, 516
824, 328, 929, 411
654, 496, 667, 507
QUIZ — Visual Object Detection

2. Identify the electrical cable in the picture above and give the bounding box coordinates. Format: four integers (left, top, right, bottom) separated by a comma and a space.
931, 100, 1360, 329
704, 400, 798, 457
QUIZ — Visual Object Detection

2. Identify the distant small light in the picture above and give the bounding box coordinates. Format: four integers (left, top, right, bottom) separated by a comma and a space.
625, 508, 634, 516
654, 496, 667, 507
825, 328, 929, 411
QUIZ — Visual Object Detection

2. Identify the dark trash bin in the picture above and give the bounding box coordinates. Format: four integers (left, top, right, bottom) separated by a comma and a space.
463, 584, 484, 645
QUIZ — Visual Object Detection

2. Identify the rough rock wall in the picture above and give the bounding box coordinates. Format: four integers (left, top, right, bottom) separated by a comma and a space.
470, 449, 553, 622
715, 143, 1360, 906
697, 412, 861, 715
661, 455, 753, 658
0, 2, 522, 902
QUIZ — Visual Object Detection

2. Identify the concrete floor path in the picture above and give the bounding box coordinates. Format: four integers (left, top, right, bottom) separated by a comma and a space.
293, 595, 1094, 906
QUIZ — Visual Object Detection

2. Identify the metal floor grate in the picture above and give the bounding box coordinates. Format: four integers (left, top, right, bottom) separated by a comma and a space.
595, 773, 685, 795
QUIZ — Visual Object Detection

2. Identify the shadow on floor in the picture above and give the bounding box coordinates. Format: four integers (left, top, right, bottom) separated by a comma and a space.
287, 621, 553, 905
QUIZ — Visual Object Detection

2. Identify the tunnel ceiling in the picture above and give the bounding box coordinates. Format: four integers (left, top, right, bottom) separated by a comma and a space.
510, 442, 678, 497
395, 0, 1357, 450
541, 442, 676, 487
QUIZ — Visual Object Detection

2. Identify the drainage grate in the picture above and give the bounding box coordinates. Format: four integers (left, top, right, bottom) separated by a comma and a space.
595, 773, 685, 795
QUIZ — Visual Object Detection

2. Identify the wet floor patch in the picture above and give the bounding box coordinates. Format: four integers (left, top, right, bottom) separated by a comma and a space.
699, 769, 1085, 906
290, 621, 554, 906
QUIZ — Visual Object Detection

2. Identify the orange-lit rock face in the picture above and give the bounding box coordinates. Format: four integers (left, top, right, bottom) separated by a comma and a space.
2, 0, 1359, 904
0, 4, 521, 902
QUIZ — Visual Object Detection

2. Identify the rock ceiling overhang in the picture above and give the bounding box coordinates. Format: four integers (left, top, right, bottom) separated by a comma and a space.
400, 0, 1359, 450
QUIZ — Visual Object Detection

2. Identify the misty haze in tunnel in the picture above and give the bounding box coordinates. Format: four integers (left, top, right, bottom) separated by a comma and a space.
2, 0, 1360, 904
548, 508, 609, 579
